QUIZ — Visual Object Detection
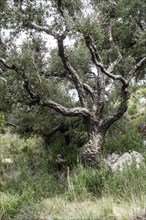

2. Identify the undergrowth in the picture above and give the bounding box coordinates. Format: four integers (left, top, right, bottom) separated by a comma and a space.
0, 130, 146, 219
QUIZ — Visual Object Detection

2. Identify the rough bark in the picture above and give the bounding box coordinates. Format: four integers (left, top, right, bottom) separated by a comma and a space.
80, 131, 104, 168
78, 113, 97, 166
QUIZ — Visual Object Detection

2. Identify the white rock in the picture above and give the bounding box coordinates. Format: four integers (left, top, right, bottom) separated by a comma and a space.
139, 97, 146, 105
105, 151, 144, 172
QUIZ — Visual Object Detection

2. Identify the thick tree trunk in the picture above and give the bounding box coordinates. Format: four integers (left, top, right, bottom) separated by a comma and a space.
80, 121, 104, 167
80, 131, 104, 168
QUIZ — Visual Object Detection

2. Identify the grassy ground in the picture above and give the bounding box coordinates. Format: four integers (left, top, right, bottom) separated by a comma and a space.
40, 195, 146, 220
0, 131, 146, 220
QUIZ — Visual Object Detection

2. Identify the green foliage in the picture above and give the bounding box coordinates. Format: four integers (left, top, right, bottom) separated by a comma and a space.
103, 127, 144, 155
46, 118, 87, 169
0, 0, 146, 217
13, 206, 39, 220
68, 163, 146, 200
68, 167, 106, 198
48, 142, 79, 170
128, 87, 146, 116
0, 132, 66, 219
0, 0, 145, 147
132, 115, 146, 127
0, 193, 21, 220
52, 0, 83, 17
0, 132, 146, 219
103, 164, 146, 198
0, 113, 5, 128
128, 104, 138, 116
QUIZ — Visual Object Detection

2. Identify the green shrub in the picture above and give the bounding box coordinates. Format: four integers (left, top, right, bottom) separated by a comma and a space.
48, 141, 79, 170
0, 132, 67, 219
132, 115, 146, 127
103, 127, 144, 155
0, 193, 21, 219
128, 104, 138, 115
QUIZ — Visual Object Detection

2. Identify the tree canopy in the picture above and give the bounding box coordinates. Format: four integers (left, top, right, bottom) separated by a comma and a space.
0, 0, 146, 167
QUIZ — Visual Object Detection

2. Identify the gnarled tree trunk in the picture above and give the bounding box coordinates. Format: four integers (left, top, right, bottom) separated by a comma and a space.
80, 130, 104, 168
80, 118, 105, 167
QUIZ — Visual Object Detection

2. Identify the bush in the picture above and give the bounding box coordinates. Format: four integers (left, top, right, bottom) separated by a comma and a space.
0, 132, 66, 219
103, 127, 144, 155
132, 115, 146, 127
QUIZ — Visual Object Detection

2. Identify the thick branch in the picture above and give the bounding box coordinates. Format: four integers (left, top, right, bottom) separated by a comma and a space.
57, 36, 87, 107
23, 77, 40, 104
100, 85, 129, 132
85, 36, 103, 63
0, 58, 90, 117
107, 51, 122, 73
95, 73, 105, 116
42, 100, 90, 117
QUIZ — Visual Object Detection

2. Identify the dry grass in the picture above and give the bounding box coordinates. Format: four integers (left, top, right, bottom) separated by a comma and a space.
40, 195, 146, 220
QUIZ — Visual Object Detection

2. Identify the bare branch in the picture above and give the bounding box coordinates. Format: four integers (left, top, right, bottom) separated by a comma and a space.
5, 122, 18, 127
107, 20, 122, 72
108, 21, 114, 46
43, 124, 63, 137
107, 51, 122, 73
57, 36, 87, 107
16, 8, 58, 38
84, 35, 127, 85
127, 57, 146, 83
28, 22, 58, 38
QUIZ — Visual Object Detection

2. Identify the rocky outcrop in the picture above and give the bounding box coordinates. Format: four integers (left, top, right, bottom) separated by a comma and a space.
105, 151, 144, 171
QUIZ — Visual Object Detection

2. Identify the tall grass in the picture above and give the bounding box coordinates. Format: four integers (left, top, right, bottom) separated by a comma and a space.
0, 132, 66, 219
66, 164, 146, 200
0, 131, 146, 219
